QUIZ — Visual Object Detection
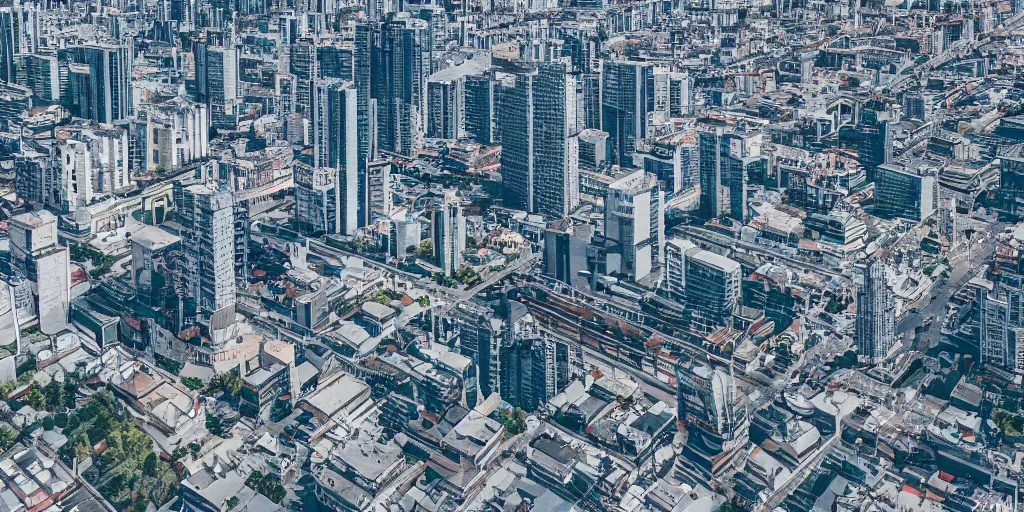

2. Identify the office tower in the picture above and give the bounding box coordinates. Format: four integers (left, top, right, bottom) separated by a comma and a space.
14, 53, 58, 104
496, 60, 579, 218
175, 184, 236, 325
854, 259, 896, 364
196, 43, 238, 129
427, 78, 463, 140
978, 279, 1011, 369
8, 211, 69, 335
577, 129, 608, 172
294, 162, 338, 236
14, 143, 47, 206
605, 170, 664, 281
641, 139, 699, 194
317, 44, 354, 81
289, 41, 315, 115
855, 105, 893, 182
653, 69, 693, 118
663, 237, 698, 300
66, 43, 133, 124
465, 73, 493, 144
602, 61, 653, 166
302, 79, 358, 235
544, 218, 593, 286
387, 208, 421, 259
674, 360, 749, 485
355, 16, 430, 159
875, 162, 937, 221
0, 5, 38, 84
698, 124, 761, 221
366, 159, 393, 224
456, 302, 503, 401
684, 248, 741, 334
432, 192, 466, 276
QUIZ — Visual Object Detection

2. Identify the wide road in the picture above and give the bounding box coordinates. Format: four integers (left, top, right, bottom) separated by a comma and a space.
897, 221, 1002, 350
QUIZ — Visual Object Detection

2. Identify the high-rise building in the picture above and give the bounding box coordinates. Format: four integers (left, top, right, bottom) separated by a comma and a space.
684, 249, 741, 334
875, 161, 937, 221
604, 170, 664, 281
366, 159, 393, 225
289, 40, 315, 115
674, 360, 749, 485
132, 96, 209, 173
500, 301, 576, 413
465, 72, 493, 144
543, 218, 593, 286
66, 43, 133, 124
602, 61, 652, 166
0, 5, 38, 84
297, 78, 359, 235
355, 16, 430, 159
855, 106, 893, 182
175, 183, 236, 325
14, 53, 58, 104
496, 60, 579, 218
427, 77, 463, 140
653, 68, 693, 119
854, 259, 896, 364
663, 237, 698, 300
196, 43, 238, 129
698, 124, 761, 222
432, 192, 466, 276
577, 129, 608, 172
456, 302, 504, 402
8, 210, 69, 335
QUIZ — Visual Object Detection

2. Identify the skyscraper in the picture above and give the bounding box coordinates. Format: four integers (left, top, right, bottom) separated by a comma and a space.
67, 43, 133, 124
355, 16, 430, 159
175, 184, 236, 325
432, 192, 466, 276
854, 259, 896, 364
305, 78, 359, 235
698, 124, 761, 222
465, 72, 493, 144
196, 43, 238, 129
602, 61, 652, 166
496, 60, 579, 218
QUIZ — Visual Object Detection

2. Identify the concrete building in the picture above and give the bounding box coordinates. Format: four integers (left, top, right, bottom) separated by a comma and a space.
496, 60, 579, 218
174, 183, 236, 325
8, 210, 69, 335
698, 124, 762, 222
683, 248, 741, 334
604, 170, 664, 281
132, 96, 209, 173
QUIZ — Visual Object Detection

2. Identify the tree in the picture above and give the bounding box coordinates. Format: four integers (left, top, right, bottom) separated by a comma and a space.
0, 425, 16, 451
26, 387, 45, 411
246, 471, 287, 504
44, 380, 62, 411
415, 239, 433, 257
143, 452, 158, 477
181, 377, 205, 391
63, 381, 77, 409
499, 408, 528, 438
42, 416, 54, 431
